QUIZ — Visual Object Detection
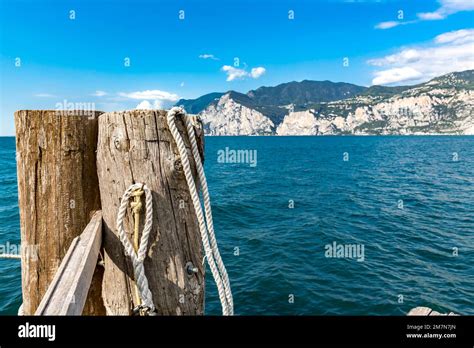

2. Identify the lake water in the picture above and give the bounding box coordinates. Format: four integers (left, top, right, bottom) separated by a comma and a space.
1, 136, 473, 315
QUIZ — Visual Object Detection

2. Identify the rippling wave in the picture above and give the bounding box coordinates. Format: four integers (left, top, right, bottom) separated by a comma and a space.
203, 136, 474, 315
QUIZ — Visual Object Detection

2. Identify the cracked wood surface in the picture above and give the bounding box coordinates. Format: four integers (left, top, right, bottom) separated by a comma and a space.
96, 110, 205, 315
15, 110, 106, 315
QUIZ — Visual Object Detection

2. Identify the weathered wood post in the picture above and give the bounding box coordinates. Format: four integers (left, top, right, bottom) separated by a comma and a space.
96, 110, 205, 315
15, 110, 106, 315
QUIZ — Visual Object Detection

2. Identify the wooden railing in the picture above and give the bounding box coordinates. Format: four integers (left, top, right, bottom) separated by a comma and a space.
35, 211, 102, 315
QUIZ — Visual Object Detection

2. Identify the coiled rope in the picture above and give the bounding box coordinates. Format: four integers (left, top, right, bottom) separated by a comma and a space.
116, 182, 155, 315
167, 106, 234, 315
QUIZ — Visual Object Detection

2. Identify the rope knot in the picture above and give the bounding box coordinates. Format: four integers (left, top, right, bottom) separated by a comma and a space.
116, 182, 155, 315
130, 194, 143, 214
130, 184, 144, 214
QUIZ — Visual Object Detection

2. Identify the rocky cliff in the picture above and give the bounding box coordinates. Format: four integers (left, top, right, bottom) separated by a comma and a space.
200, 93, 274, 135
181, 70, 474, 135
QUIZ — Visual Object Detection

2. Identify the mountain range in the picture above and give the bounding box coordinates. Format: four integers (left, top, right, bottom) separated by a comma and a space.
175, 70, 474, 135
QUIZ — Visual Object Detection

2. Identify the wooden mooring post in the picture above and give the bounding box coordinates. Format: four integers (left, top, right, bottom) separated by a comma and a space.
96, 110, 205, 315
14, 109, 206, 315
15, 110, 105, 315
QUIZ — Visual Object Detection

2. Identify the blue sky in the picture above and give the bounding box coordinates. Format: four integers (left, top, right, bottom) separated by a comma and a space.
1, 0, 473, 135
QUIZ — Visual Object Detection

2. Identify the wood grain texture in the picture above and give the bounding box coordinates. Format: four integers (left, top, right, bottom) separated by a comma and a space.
407, 307, 459, 316
35, 211, 102, 315
15, 110, 106, 315
407, 307, 433, 316
96, 110, 205, 315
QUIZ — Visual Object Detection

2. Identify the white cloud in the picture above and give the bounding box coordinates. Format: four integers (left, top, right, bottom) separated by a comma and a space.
368, 49, 421, 66
119, 89, 179, 110
222, 66, 248, 81
375, 21, 401, 29
119, 89, 179, 102
221, 65, 266, 81
375, 20, 417, 30
92, 90, 107, 97
376, 0, 474, 29
372, 67, 423, 85
199, 54, 219, 60
418, 0, 474, 21
135, 100, 162, 110
368, 28, 474, 85
435, 28, 474, 43
34, 93, 56, 97
250, 67, 266, 79
136, 100, 152, 109
417, 12, 445, 20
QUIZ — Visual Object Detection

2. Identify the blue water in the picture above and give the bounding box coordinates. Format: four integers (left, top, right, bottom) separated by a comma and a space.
1, 136, 473, 315
0, 137, 22, 315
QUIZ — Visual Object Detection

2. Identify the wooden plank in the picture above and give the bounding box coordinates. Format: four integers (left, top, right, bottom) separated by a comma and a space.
407, 307, 433, 316
408, 307, 459, 316
35, 211, 103, 315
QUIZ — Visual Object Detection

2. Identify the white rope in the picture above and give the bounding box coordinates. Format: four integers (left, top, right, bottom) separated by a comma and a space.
116, 183, 155, 313
183, 111, 234, 313
0, 254, 21, 259
167, 107, 234, 316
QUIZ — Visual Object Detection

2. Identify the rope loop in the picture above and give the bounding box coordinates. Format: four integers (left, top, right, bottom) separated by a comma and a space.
116, 182, 155, 314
